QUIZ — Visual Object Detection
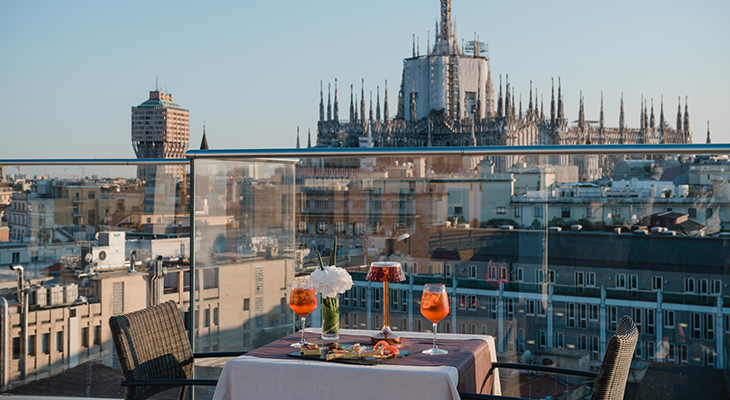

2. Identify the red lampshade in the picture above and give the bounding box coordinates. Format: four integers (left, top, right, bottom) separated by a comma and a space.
366, 262, 406, 283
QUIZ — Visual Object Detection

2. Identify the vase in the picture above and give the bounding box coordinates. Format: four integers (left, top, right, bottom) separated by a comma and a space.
321, 296, 340, 341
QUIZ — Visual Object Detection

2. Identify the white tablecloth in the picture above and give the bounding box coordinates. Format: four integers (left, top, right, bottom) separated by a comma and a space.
212, 329, 501, 400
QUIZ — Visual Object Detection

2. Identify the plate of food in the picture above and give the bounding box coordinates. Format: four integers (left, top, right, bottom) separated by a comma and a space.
288, 341, 412, 365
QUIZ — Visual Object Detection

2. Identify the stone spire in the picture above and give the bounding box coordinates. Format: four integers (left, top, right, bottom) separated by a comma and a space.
578, 91, 584, 130
676, 97, 682, 132
640, 95, 645, 131
333, 79, 339, 122
369, 91, 374, 121
319, 81, 325, 121
600, 92, 604, 130
354, 93, 359, 122
528, 81, 533, 114
433, 0, 456, 55
200, 123, 209, 150
384, 80, 390, 122
486, 65, 494, 117
519, 93, 522, 120
557, 78, 564, 122
476, 68, 482, 121
349, 85, 355, 122
307, 128, 311, 148
361, 79, 365, 125
550, 78, 555, 125
413, 34, 416, 58
327, 83, 332, 121
505, 75, 511, 119
643, 99, 648, 132
650, 99, 655, 129
410, 83, 417, 121
684, 96, 690, 139
619, 93, 624, 128
497, 75, 503, 118
511, 87, 516, 120
659, 96, 665, 131
540, 94, 544, 121
376, 86, 381, 121
296, 126, 300, 149
706, 121, 711, 144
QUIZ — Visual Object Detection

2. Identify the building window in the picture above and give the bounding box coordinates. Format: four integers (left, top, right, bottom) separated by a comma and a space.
578, 334, 588, 351
12, 337, 20, 360
664, 310, 675, 328
496, 207, 506, 215
705, 314, 714, 341
42, 333, 50, 354
373, 288, 381, 310
684, 278, 696, 293
547, 270, 555, 283
12, 252, 20, 264
515, 268, 523, 282
691, 313, 702, 340
711, 280, 721, 294
94, 326, 101, 345
517, 329, 525, 352
203, 268, 219, 290
536, 270, 544, 284
444, 264, 452, 277
561, 207, 570, 218
56, 331, 64, 353
652, 276, 663, 291
536, 300, 546, 316
81, 327, 89, 349
514, 207, 521, 217
488, 297, 498, 320
579, 303, 587, 328
647, 341, 655, 360
566, 303, 576, 328
587, 272, 596, 287
586, 207, 593, 218
706, 208, 714, 219
688, 208, 697, 218
629, 275, 638, 291
534, 207, 543, 218
537, 331, 546, 349
554, 332, 565, 348
526, 300, 535, 316
705, 348, 716, 367
646, 309, 655, 335
680, 344, 688, 364
204, 308, 211, 328
589, 304, 599, 321
317, 221, 327, 233
575, 271, 584, 287
616, 274, 626, 289
668, 343, 676, 363
28, 335, 36, 356
506, 298, 514, 321
468, 265, 477, 279
608, 306, 618, 331
612, 208, 621, 219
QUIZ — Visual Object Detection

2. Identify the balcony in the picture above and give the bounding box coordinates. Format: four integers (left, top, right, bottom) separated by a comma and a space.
0, 144, 729, 399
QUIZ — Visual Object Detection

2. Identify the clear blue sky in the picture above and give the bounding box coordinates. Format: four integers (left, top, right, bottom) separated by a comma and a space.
1, 0, 728, 159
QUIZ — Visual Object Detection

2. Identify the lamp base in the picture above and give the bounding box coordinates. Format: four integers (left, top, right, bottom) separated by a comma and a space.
370, 326, 402, 345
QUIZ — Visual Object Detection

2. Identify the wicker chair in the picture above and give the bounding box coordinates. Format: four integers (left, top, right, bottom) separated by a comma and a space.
459, 316, 639, 400
109, 300, 245, 400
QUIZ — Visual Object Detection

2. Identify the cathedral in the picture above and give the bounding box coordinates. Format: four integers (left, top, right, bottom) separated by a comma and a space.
312, 0, 692, 178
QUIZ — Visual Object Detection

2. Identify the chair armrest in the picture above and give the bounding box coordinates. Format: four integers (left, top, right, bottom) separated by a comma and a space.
121, 379, 218, 387
492, 362, 598, 379
193, 351, 247, 358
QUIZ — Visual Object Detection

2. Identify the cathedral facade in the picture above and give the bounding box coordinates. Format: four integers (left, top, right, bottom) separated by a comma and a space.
313, 0, 692, 177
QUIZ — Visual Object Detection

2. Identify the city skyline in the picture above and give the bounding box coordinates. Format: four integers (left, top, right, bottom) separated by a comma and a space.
1, 0, 729, 160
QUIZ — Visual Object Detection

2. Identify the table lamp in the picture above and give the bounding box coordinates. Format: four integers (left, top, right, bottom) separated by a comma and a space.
366, 261, 406, 345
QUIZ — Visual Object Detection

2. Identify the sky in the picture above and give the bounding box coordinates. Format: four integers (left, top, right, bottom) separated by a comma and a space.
1, 0, 729, 160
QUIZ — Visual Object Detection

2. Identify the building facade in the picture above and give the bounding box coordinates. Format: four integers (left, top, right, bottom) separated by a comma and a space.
314, 0, 693, 178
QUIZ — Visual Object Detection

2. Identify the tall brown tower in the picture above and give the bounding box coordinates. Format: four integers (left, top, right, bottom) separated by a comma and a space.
131, 90, 189, 181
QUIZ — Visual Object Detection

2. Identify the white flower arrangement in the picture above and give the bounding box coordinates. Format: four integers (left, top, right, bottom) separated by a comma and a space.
309, 265, 353, 299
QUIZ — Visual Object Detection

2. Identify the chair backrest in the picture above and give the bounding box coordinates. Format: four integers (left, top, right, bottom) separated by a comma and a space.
109, 300, 194, 400
591, 316, 639, 400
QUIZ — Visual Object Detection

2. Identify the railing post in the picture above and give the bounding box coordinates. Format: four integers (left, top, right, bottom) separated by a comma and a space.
188, 160, 196, 400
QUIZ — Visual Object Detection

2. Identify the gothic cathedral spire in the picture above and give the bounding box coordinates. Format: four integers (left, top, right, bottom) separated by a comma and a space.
384, 80, 390, 123
319, 81, 325, 121
361, 79, 366, 125
376, 86, 381, 121
327, 83, 332, 121
334, 79, 339, 122
550, 78, 555, 126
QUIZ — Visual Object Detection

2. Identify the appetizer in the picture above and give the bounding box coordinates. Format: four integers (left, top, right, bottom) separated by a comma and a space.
324, 341, 400, 360
300, 343, 321, 356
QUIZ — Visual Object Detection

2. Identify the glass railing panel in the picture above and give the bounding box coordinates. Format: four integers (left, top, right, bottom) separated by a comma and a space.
0, 162, 189, 397
190, 158, 296, 399
281, 150, 729, 398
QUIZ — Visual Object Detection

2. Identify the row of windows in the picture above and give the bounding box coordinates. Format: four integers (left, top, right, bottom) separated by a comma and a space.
12, 326, 102, 360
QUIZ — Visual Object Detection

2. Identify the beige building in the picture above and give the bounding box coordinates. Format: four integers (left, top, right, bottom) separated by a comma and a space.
131, 91, 189, 182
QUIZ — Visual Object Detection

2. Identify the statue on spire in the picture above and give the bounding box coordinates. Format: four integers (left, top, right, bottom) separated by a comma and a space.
706, 121, 711, 144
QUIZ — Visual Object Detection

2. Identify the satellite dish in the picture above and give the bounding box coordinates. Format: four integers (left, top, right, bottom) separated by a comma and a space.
521, 350, 533, 364
84, 253, 93, 263
98, 251, 107, 261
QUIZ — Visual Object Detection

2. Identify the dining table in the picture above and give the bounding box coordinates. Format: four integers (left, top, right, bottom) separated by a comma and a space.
212, 328, 501, 400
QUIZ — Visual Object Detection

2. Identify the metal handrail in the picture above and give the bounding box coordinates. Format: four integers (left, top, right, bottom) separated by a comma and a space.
0, 158, 189, 166
186, 143, 730, 159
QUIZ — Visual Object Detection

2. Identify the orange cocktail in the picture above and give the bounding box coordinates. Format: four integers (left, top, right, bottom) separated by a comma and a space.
289, 279, 317, 348
420, 283, 449, 355
289, 287, 317, 318
420, 290, 449, 323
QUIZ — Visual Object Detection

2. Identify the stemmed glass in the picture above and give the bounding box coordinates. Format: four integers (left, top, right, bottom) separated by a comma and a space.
420, 283, 450, 355
289, 279, 317, 348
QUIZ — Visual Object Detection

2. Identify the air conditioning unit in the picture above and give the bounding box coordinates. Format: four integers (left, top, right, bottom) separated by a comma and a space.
64, 283, 78, 304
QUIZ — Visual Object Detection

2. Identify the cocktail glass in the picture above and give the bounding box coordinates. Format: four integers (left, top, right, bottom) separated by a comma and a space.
420, 283, 449, 355
289, 279, 317, 348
